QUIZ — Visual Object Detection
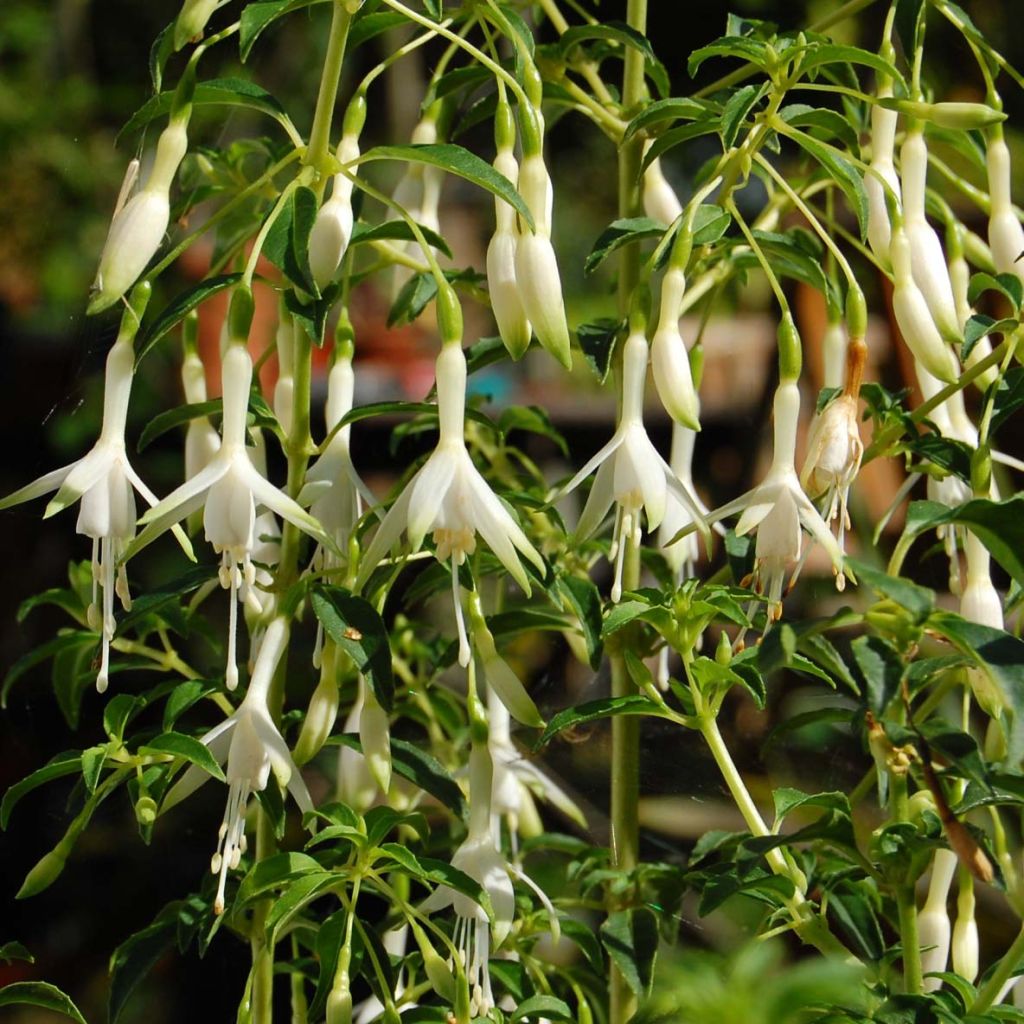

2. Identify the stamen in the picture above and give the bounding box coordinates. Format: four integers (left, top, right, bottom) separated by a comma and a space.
227, 555, 239, 691
452, 558, 470, 668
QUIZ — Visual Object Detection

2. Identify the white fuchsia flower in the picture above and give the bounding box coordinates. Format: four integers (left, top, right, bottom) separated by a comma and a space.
308, 134, 360, 292
864, 89, 901, 268
900, 127, 961, 343
650, 267, 701, 430
173, 0, 219, 49
422, 743, 515, 1019
642, 153, 683, 226
89, 118, 189, 315
487, 146, 532, 359
559, 329, 710, 601
353, 342, 544, 664
919, 848, 957, 992
129, 343, 333, 689
514, 150, 571, 369
987, 130, 1024, 287
0, 318, 190, 692
161, 617, 311, 914
706, 380, 845, 623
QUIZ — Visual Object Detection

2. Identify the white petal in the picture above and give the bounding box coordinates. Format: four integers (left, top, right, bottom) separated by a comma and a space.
556, 431, 625, 500
406, 449, 458, 550
573, 458, 616, 542
354, 485, 414, 591
0, 461, 75, 512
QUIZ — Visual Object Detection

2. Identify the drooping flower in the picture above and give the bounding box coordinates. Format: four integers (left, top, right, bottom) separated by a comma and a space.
129, 342, 333, 689
705, 380, 845, 625
650, 267, 701, 430
89, 117, 189, 314
642, 153, 682, 226
559, 329, 710, 601
308, 133, 360, 292
487, 145, 532, 359
161, 617, 311, 914
987, 128, 1024, 287
961, 532, 1006, 717
919, 848, 957, 992
900, 127, 961, 343
422, 743, 515, 1019
657, 423, 706, 587
514, 148, 571, 368
0, 298, 190, 692
864, 84, 901, 268
353, 342, 544, 664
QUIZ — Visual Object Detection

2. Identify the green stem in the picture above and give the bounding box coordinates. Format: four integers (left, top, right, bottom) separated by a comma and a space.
889, 772, 923, 994
971, 922, 1024, 1013
305, 0, 353, 174
278, 323, 314, 585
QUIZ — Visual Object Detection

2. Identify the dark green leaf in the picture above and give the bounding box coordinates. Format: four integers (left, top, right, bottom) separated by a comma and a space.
968, 271, 1023, 311
799, 43, 903, 83
852, 635, 904, 714
240, 0, 327, 61
263, 186, 319, 294
0, 982, 87, 1023
512, 995, 574, 1022
556, 574, 604, 669
962, 314, 1016, 361
846, 558, 934, 622
0, 941, 34, 964
599, 908, 658, 998
360, 144, 532, 230
121, 79, 291, 137
311, 587, 394, 711
2, 751, 81, 829
137, 400, 220, 453
576, 318, 621, 383
789, 131, 869, 239
585, 217, 665, 275
779, 103, 859, 152
350, 218, 452, 258
721, 82, 767, 148
558, 22, 668, 96
137, 274, 242, 362
141, 732, 225, 782
991, 367, 1024, 434
498, 405, 568, 456
2, 631, 97, 707
623, 97, 717, 141
81, 745, 106, 793
536, 696, 672, 748
109, 903, 179, 1022
688, 36, 772, 77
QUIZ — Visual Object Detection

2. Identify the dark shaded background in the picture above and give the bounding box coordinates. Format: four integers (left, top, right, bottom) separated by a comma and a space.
2, 1, 1023, 1020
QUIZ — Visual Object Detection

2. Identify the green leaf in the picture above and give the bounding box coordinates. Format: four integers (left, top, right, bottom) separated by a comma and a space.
2, 751, 81, 829
350, 218, 452, 258
556, 573, 604, 669
852, 635, 904, 714
137, 399, 221, 453
81, 745, 107, 794
17, 587, 84, 624
846, 558, 934, 623
2, 631, 97, 707
798, 43, 904, 84
140, 732, 225, 782
136, 274, 242, 362
347, 11, 406, 52
335, 735, 467, 822
688, 36, 772, 77
789, 131, 870, 240
778, 103, 859, 152
721, 82, 768, 148
234, 852, 323, 907
691, 204, 733, 246
0, 941, 34, 964
585, 217, 665, 275
772, 787, 850, 823
311, 587, 394, 711
962, 314, 1017, 361
109, 903, 180, 1023
895, 0, 927, 56
557, 22, 668, 96
263, 186, 319, 295
623, 97, 717, 141
360, 143, 533, 231
599, 908, 658, 999
968, 271, 1023, 312
309, 909, 349, 1019
575, 318, 621, 383
239, 0, 328, 60
511, 995, 574, 1022
498, 405, 569, 456
536, 696, 672, 748
825, 880, 885, 962
121, 78, 291, 137
0, 982, 87, 1023
163, 680, 216, 732
991, 367, 1024, 434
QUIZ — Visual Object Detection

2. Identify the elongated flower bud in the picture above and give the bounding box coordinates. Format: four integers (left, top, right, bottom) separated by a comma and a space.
901, 129, 961, 342
822, 318, 849, 392
487, 148, 531, 358
642, 155, 682, 225
651, 267, 700, 429
360, 685, 391, 794
865, 91, 901, 267
950, 248, 998, 389
891, 228, 959, 382
894, 99, 1006, 130
919, 848, 957, 991
293, 643, 340, 766
174, 0, 218, 49
309, 137, 359, 291
90, 119, 189, 314
987, 133, 1024, 286
961, 532, 1007, 717
514, 152, 570, 367
273, 310, 296, 435
952, 873, 979, 982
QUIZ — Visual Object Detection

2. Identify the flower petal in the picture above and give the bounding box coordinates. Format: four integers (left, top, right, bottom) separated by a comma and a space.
623, 430, 668, 531
573, 458, 616, 542
466, 468, 540, 593
406, 448, 458, 550
353, 485, 414, 592
243, 460, 337, 555
45, 449, 112, 518
482, 652, 543, 727
161, 717, 237, 812
554, 430, 625, 501
0, 461, 76, 512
